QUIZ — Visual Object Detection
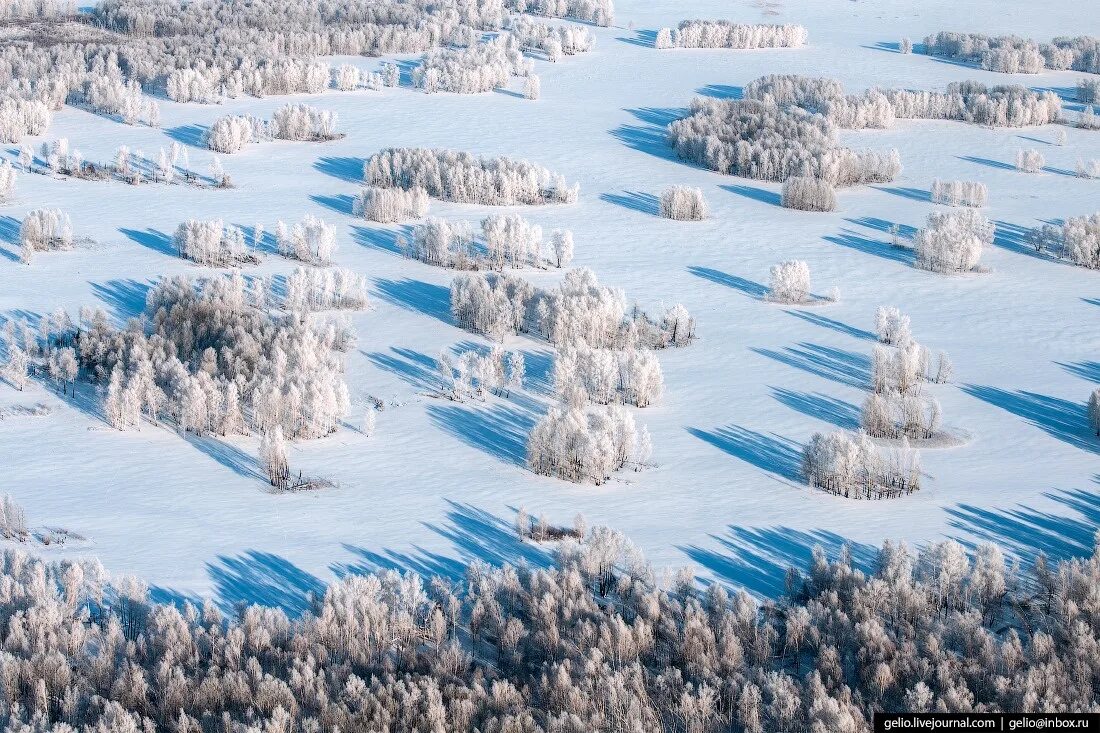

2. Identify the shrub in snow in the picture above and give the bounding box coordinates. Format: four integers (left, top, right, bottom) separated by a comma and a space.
766, 260, 812, 303
913, 209, 992, 273
1076, 159, 1100, 179
355, 185, 429, 223
900, 37, 913, 54
781, 176, 836, 211
276, 216, 337, 265
802, 430, 921, 498
658, 186, 708, 220
364, 148, 578, 205
20, 209, 72, 262
527, 405, 640, 484
930, 179, 987, 207
413, 36, 531, 94
0, 160, 15, 201
656, 21, 807, 49
173, 219, 257, 267
668, 97, 901, 186
73, 274, 350, 439
270, 104, 340, 141
1015, 148, 1045, 173
283, 267, 369, 313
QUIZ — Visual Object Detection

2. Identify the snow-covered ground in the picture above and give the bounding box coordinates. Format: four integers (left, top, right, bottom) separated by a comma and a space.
2, 0, 1098, 613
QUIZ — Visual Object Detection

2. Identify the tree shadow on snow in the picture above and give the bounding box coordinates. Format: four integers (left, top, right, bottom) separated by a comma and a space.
961, 384, 1099, 454
687, 265, 767, 298
680, 525, 875, 598
310, 193, 356, 216
822, 228, 912, 265
722, 183, 781, 207
874, 186, 930, 203
783, 310, 876, 341
617, 29, 658, 48
90, 278, 152, 321
751, 342, 870, 389
770, 387, 861, 430
427, 402, 536, 467
207, 551, 325, 617
687, 424, 803, 483
947, 486, 1100, 565
352, 224, 414, 256
610, 107, 681, 161
600, 190, 660, 216
313, 155, 365, 183
697, 84, 742, 100
163, 124, 208, 149
958, 155, 1016, 172
0, 216, 20, 262
181, 432, 266, 483
372, 277, 451, 324
1058, 360, 1100, 383
120, 227, 175, 257
365, 346, 440, 392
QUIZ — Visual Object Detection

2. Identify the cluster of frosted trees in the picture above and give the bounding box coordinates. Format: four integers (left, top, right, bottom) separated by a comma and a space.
355, 185, 430, 223
658, 185, 708, 220
931, 179, 988, 207
655, 21, 807, 49
913, 209, 993, 274
1028, 213, 1100, 269
27, 138, 208, 188
924, 31, 1100, 74
10, 512, 1099, 730
276, 215, 338, 265
781, 176, 837, 211
744, 74, 1063, 129
413, 35, 531, 94
0, 495, 28, 540
332, 63, 392, 92
206, 105, 339, 153
766, 260, 822, 304
863, 315, 952, 442
364, 148, 579, 205
528, 405, 647, 483
669, 97, 902, 187
0, 98, 52, 144
553, 344, 663, 408
0, 160, 16, 202
0, 0, 74, 17
452, 268, 694, 349
802, 430, 922, 498
19, 209, 73, 264
509, 17, 595, 60
83, 75, 159, 126
1077, 158, 1100, 178
165, 59, 328, 102
436, 345, 524, 400
409, 215, 574, 270
508, 0, 614, 26
173, 220, 261, 267
68, 274, 350, 439
283, 267, 369, 313
1016, 148, 1046, 173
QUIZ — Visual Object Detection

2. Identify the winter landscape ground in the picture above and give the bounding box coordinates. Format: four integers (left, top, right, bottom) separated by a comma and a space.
1, 0, 1098, 616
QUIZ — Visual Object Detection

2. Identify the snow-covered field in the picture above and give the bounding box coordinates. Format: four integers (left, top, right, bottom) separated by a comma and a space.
2, 0, 1098, 613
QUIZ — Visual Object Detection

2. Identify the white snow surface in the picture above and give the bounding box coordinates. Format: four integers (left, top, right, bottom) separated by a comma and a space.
1, 0, 1098, 612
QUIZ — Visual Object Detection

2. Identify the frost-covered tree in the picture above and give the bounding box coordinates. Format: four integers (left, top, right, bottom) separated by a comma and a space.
283, 267, 369, 313
0, 159, 16, 202
767, 261, 812, 304
1089, 388, 1100, 436
525, 75, 541, 100
802, 430, 921, 498
659, 185, 708, 220
355, 185, 429, 223
913, 209, 992, 273
173, 219, 257, 266
276, 215, 338, 265
1015, 148, 1045, 173
260, 426, 290, 489
270, 104, 340, 141
205, 115, 261, 153
875, 306, 911, 345
900, 37, 913, 54
930, 179, 987, 207
527, 404, 639, 484
20, 208, 73, 262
